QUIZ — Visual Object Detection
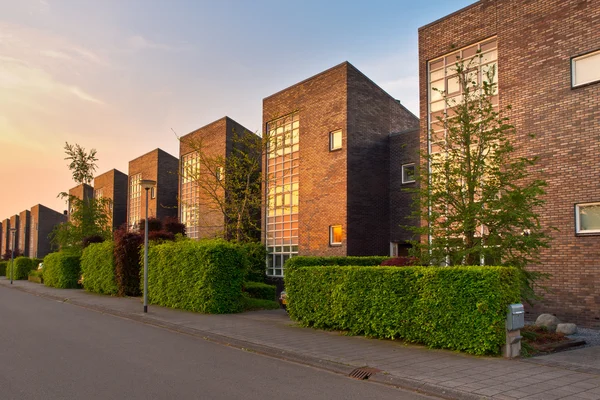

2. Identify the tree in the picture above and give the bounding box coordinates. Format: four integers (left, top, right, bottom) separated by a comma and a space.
179, 128, 262, 243
409, 53, 551, 302
51, 142, 112, 251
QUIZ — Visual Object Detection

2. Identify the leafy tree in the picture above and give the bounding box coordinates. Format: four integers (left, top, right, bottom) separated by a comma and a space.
63, 142, 98, 185
409, 53, 551, 302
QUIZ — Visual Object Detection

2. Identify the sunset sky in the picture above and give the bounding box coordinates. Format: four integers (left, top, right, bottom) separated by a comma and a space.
0, 0, 473, 219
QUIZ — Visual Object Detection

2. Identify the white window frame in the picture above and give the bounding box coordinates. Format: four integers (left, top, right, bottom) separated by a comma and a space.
572, 49, 600, 88
575, 202, 600, 234
329, 225, 343, 246
329, 129, 343, 151
390, 242, 398, 257
401, 163, 416, 184
150, 186, 156, 199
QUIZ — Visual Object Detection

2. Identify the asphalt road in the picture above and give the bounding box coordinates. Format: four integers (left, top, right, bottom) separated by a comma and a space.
0, 287, 438, 400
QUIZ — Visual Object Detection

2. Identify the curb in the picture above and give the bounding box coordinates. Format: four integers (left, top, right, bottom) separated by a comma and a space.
4, 283, 488, 400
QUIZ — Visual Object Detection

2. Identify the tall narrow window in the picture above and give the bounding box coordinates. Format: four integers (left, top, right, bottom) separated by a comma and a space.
128, 173, 142, 229
572, 50, 600, 87
330, 225, 343, 246
180, 152, 200, 239
150, 186, 156, 199
329, 129, 342, 151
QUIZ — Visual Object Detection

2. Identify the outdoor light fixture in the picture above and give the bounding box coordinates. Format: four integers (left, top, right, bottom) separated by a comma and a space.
9, 227, 16, 285
140, 179, 156, 313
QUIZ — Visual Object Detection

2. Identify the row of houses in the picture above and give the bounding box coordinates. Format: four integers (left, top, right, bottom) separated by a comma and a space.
1, 0, 598, 325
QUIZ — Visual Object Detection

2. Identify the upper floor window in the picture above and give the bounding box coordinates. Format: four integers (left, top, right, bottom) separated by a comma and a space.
329, 129, 342, 151
572, 50, 600, 87
330, 225, 343, 246
575, 202, 600, 234
402, 163, 416, 184
150, 186, 156, 199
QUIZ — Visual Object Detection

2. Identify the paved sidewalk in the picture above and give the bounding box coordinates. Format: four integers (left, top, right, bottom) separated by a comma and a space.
2, 279, 600, 400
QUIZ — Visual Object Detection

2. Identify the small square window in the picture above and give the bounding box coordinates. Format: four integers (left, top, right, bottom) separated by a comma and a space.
402, 163, 416, 184
572, 50, 600, 87
329, 130, 342, 151
575, 202, 600, 234
330, 225, 343, 246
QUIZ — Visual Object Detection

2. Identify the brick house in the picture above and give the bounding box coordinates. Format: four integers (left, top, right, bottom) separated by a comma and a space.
94, 169, 128, 231
1, 218, 10, 256
127, 149, 179, 229
179, 117, 260, 240
9, 214, 19, 254
419, 0, 600, 326
67, 183, 94, 221
18, 210, 31, 256
262, 61, 419, 278
29, 204, 67, 258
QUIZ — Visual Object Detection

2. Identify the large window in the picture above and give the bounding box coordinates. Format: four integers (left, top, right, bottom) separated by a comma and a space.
427, 38, 498, 156
575, 202, 600, 234
180, 152, 200, 239
128, 173, 142, 229
572, 50, 600, 87
266, 112, 299, 277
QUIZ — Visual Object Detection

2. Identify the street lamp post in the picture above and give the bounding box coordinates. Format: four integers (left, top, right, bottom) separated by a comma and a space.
9, 227, 16, 284
140, 179, 156, 313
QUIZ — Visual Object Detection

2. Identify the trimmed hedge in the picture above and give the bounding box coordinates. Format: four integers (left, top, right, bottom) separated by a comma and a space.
28, 269, 43, 284
81, 241, 118, 295
0, 261, 7, 277
5, 257, 37, 280
239, 242, 267, 283
286, 265, 520, 355
43, 252, 81, 289
243, 281, 276, 300
146, 240, 246, 313
285, 256, 390, 270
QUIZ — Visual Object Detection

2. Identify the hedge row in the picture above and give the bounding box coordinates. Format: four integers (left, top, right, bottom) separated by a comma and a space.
285, 265, 520, 355
4, 257, 37, 280
28, 269, 43, 284
243, 281, 276, 301
285, 256, 389, 270
43, 252, 81, 288
146, 240, 246, 313
0, 261, 7, 276
81, 241, 118, 295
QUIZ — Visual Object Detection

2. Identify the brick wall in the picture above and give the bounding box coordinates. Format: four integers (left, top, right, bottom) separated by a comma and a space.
30, 204, 66, 258
9, 214, 19, 253
18, 210, 30, 256
419, 0, 600, 326
94, 169, 128, 231
1, 218, 9, 255
67, 183, 94, 221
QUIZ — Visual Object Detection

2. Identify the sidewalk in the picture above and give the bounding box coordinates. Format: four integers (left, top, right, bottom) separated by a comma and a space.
2, 279, 600, 400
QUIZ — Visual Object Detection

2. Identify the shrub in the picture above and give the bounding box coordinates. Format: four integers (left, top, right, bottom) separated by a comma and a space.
114, 227, 143, 296
138, 217, 163, 233
285, 256, 390, 271
81, 241, 118, 295
0, 261, 7, 276
243, 281, 276, 300
239, 242, 267, 283
241, 294, 280, 311
28, 269, 43, 284
82, 235, 105, 248
148, 230, 175, 243
43, 252, 81, 288
146, 239, 247, 313
286, 265, 520, 355
163, 216, 186, 236
380, 257, 416, 266
6, 257, 37, 280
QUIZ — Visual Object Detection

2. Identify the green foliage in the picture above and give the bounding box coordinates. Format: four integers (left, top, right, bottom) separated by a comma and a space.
43, 252, 81, 289
63, 142, 98, 185
243, 281, 276, 300
81, 241, 118, 295
28, 269, 43, 284
238, 241, 267, 282
408, 54, 551, 304
5, 257, 36, 280
146, 239, 246, 313
0, 261, 7, 276
241, 294, 280, 311
286, 264, 520, 355
285, 256, 390, 271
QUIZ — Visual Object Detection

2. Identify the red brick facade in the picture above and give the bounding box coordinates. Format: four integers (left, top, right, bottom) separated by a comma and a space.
419, 0, 600, 326
94, 169, 128, 231
29, 204, 66, 259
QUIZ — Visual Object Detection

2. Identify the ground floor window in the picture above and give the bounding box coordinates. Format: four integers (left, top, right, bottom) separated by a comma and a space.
575, 202, 600, 234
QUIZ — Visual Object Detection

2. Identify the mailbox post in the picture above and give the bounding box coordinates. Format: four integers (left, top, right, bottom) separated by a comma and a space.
504, 303, 524, 358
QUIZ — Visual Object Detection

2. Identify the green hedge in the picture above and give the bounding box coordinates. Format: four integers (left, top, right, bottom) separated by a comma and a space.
239, 242, 267, 283
286, 265, 520, 355
146, 239, 246, 313
243, 281, 276, 300
285, 256, 390, 270
5, 257, 37, 280
81, 241, 118, 295
43, 252, 81, 289
0, 261, 7, 277
28, 269, 43, 284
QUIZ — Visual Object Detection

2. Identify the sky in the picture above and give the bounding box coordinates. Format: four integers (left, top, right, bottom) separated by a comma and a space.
0, 0, 474, 220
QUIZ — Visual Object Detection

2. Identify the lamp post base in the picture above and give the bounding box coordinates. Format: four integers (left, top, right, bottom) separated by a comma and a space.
144, 305, 148, 313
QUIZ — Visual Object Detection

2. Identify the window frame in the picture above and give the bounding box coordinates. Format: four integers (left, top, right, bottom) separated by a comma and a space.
575, 202, 600, 235
571, 49, 600, 88
329, 225, 343, 246
401, 163, 416, 184
329, 129, 343, 151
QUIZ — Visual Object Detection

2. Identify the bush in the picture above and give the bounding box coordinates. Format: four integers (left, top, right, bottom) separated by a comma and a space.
43, 252, 81, 289
82, 235, 105, 248
0, 261, 7, 276
146, 239, 246, 313
81, 241, 118, 295
5, 257, 37, 280
28, 269, 43, 284
163, 216, 186, 236
286, 265, 520, 355
285, 256, 390, 271
243, 281, 276, 300
241, 294, 280, 311
239, 242, 267, 283
380, 257, 416, 266
148, 230, 175, 243
114, 227, 143, 296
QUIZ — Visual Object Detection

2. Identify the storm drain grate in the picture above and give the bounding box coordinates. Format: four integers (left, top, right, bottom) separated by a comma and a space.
348, 367, 380, 380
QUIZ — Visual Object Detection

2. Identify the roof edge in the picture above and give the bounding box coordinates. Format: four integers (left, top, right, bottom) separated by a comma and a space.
419, 1, 480, 31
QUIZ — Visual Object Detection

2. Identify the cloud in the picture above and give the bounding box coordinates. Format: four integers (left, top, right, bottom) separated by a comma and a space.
127, 35, 173, 51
